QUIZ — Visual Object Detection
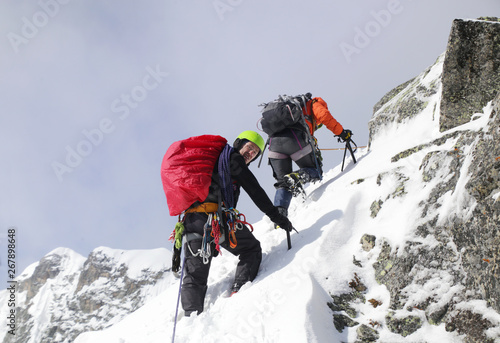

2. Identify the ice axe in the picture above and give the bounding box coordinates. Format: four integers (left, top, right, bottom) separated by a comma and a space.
338, 137, 358, 171
286, 225, 299, 250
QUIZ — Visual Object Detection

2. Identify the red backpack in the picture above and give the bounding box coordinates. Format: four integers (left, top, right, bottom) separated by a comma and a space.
161, 135, 227, 216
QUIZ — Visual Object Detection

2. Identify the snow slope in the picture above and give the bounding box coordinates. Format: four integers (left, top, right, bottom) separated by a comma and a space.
71, 55, 500, 343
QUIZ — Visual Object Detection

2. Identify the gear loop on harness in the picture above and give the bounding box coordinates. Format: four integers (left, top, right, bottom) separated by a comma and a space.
181, 213, 216, 264
179, 206, 253, 261
211, 215, 222, 255
200, 214, 213, 264
236, 212, 254, 232
221, 207, 254, 248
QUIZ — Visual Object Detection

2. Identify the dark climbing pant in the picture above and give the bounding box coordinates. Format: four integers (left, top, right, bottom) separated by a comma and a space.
269, 128, 322, 208
180, 212, 262, 315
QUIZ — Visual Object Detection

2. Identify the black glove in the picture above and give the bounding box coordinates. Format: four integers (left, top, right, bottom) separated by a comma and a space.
172, 246, 181, 273
337, 129, 352, 142
272, 213, 294, 232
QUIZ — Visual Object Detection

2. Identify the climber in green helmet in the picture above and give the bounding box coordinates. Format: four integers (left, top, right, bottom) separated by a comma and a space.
233, 130, 266, 164
178, 130, 294, 316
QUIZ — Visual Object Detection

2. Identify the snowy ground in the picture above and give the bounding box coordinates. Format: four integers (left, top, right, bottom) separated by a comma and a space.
72, 143, 467, 343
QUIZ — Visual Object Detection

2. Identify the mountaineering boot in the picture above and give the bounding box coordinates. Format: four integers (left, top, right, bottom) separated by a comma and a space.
284, 171, 310, 197
274, 206, 288, 230
284, 172, 300, 186
230, 282, 242, 296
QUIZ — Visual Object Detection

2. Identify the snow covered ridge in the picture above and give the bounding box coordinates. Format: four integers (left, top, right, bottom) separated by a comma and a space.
0, 247, 174, 343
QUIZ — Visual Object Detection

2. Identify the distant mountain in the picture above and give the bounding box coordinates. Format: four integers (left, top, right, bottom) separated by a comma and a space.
0, 247, 174, 343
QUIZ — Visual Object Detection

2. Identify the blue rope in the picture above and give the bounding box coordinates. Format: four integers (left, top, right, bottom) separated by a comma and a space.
218, 144, 235, 208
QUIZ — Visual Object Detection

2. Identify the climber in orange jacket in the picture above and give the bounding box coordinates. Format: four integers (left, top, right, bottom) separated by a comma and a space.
268, 95, 352, 220
302, 97, 344, 137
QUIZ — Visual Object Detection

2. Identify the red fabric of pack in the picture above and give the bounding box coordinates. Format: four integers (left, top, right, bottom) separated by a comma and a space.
161, 135, 227, 216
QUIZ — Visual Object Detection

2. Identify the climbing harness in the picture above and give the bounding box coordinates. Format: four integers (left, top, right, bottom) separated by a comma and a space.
169, 208, 254, 343
169, 206, 254, 265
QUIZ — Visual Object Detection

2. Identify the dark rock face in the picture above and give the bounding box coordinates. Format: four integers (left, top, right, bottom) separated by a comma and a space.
458, 92, 500, 312
362, 19, 500, 343
356, 324, 379, 342
446, 310, 496, 343
440, 18, 500, 132
328, 290, 364, 333
385, 311, 422, 337
19, 253, 63, 301
369, 92, 500, 343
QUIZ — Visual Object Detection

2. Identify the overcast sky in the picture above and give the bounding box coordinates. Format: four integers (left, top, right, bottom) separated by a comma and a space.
1, 0, 498, 286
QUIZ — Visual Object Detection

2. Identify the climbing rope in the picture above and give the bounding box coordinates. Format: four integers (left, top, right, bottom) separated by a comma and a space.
171, 259, 185, 343
218, 145, 235, 208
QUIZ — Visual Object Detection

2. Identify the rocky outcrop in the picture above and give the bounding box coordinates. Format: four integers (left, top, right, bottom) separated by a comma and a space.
20, 253, 64, 301
1, 247, 172, 343
75, 249, 167, 315
361, 18, 500, 343
458, 91, 500, 311
368, 55, 441, 148
440, 17, 500, 131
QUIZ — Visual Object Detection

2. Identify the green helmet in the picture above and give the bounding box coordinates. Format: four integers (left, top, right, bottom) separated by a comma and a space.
234, 130, 265, 153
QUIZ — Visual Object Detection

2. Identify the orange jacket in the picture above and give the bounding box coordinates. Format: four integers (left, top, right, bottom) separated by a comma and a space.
302, 97, 343, 136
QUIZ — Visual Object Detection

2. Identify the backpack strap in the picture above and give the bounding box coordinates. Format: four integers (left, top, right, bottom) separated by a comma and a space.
257, 139, 269, 168
295, 96, 323, 181
216, 187, 228, 248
